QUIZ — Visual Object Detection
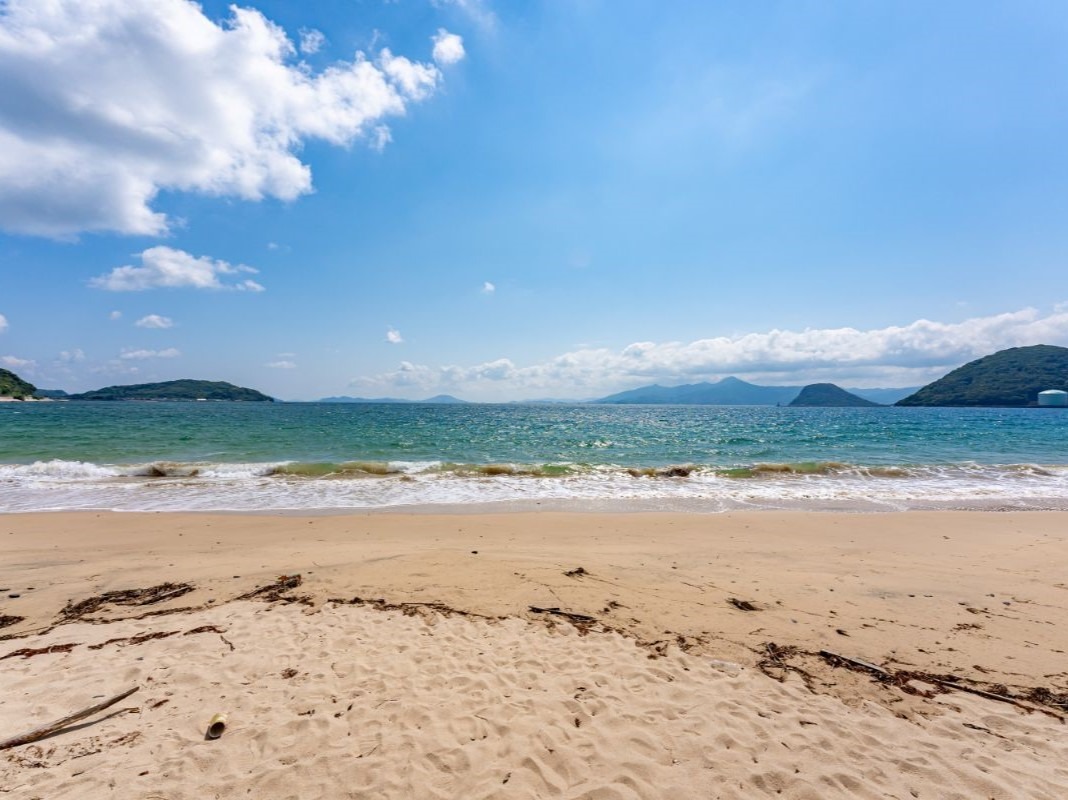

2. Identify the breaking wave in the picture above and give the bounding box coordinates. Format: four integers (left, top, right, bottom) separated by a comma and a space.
2, 458, 1068, 513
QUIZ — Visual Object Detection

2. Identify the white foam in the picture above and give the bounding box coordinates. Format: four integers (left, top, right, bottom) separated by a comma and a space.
0, 459, 121, 480
2, 459, 1068, 513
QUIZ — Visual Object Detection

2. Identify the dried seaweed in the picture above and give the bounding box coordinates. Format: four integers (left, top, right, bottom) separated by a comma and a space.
329, 596, 502, 621
59, 583, 194, 621
1, 643, 78, 660
184, 625, 225, 636
87, 630, 180, 650
236, 574, 308, 603
756, 642, 815, 690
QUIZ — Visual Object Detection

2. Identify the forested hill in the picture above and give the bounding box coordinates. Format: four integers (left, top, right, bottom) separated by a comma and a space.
789, 383, 880, 407
69, 379, 274, 402
896, 345, 1068, 407
0, 368, 37, 398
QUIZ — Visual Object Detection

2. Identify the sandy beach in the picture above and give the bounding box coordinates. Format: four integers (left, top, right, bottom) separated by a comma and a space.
2, 510, 1066, 798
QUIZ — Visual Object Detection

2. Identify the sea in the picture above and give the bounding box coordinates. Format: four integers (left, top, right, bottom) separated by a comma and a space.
1, 401, 1067, 513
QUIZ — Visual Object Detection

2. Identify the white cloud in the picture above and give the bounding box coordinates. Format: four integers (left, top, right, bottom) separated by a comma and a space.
481, 281, 495, 294
135, 314, 174, 329
0, 1, 453, 237
370, 125, 393, 153
120, 347, 180, 360
386, 328, 404, 344
267, 360, 297, 369
0, 314, 6, 332
432, 29, 465, 65
351, 307, 1068, 399
58, 349, 85, 362
298, 28, 325, 55
1, 355, 34, 369
91, 247, 265, 292
109, 311, 123, 321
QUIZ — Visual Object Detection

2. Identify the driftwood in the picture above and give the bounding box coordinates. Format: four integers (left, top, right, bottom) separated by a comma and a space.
728, 598, 760, 612
932, 679, 1064, 720
818, 649, 890, 677
528, 606, 596, 624
0, 686, 139, 750
818, 649, 1065, 721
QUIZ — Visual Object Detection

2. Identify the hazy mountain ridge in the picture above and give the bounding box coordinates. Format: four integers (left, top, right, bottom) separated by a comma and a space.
595, 377, 916, 406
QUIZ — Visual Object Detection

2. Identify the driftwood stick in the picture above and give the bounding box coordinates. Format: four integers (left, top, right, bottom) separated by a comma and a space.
818, 650, 890, 677
931, 679, 1064, 720
0, 686, 139, 750
528, 606, 596, 623
139, 586, 191, 605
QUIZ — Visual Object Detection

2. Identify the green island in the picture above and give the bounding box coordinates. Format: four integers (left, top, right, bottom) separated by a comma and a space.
68, 379, 274, 402
0, 368, 37, 399
788, 383, 880, 407
896, 345, 1068, 407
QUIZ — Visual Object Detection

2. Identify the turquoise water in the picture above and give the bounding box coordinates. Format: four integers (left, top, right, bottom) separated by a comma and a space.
1, 401, 1067, 512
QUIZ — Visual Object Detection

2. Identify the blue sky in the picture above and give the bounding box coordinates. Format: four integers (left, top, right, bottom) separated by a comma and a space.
1, 0, 1067, 401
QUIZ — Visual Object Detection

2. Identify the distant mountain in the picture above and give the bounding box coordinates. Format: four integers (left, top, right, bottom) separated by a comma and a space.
846, 386, 920, 405
32, 388, 68, 399
0, 368, 36, 398
319, 394, 469, 404
70, 379, 273, 402
789, 383, 880, 407
897, 345, 1068, 407
596, 377, 802, 405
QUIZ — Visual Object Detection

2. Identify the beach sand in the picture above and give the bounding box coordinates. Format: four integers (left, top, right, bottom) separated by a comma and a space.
1, 511, 1066, 798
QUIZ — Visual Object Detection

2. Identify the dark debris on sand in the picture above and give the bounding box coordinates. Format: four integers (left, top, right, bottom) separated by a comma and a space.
236, 574, 311, 605
59, 583, 195, 622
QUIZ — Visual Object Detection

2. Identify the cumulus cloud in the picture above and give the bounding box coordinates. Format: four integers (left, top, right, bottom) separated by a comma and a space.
135, 314, 174, 329
58, 349, 85, 362
351, 307, 1068, 398
267, 360, 297, 369
109, 311, 122, 321
432, 29, 465, 65
481, 281, 495, 294
0, 313, 7, 332
298, 28, 325, 55
91, 247, 265, 292
0, 1, 457, 237
386, 328, 404, 344
1, 355, 33, 368
120, 347, 180, 360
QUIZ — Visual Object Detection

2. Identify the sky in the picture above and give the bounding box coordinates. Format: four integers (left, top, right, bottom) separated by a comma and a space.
1, 0, 1067, 402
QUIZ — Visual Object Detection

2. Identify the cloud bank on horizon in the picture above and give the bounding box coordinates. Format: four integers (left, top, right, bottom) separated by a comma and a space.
0, 0, 463, 238
351, 307, 1068, 400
